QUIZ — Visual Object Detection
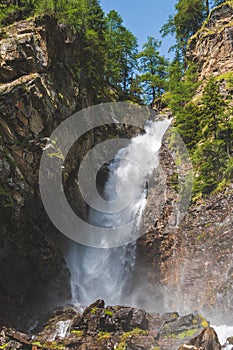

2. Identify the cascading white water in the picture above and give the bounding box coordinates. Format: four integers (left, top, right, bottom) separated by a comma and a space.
66, 119, 170, 307
213, 325, 233, 349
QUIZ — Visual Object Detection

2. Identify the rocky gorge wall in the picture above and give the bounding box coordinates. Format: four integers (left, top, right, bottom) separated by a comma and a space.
0, 0, 233, 338
0, 15, 84, 330
0, 14, 121, 331
0, 14, 141, 331
135, 1, 233, 324
187, 1, 233, 85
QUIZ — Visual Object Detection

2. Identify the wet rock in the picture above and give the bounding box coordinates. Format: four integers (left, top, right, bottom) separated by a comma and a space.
227, 336, 233, 345
179, 345, 200, 350
189, 327, 221, 350
0, 302, 212, 350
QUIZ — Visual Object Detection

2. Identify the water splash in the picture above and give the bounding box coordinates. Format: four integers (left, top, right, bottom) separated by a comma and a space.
213, 325, 233, 347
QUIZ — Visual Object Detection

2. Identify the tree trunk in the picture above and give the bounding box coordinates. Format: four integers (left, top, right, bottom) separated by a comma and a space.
206, 0, 209, 15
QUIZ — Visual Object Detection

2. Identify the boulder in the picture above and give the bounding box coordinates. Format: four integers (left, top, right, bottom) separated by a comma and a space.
189, 327, 221, 350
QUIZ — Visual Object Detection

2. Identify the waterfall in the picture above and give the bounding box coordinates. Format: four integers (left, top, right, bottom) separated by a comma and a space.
66, 118, 170, 307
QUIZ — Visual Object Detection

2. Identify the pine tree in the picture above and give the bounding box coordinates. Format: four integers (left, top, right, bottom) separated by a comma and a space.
105, 10, 138, 92
161, 0, 206, 60
138, 36, 168, 104
201, 78, 227, 139
165, 60, 200, 114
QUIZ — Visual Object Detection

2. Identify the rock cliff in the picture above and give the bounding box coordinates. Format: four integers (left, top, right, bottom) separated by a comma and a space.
0, 14, 83, 331
187, 2, 233, 82
135, 2, 233, 325
0, 13, 138, 331
0, 13, 121, 331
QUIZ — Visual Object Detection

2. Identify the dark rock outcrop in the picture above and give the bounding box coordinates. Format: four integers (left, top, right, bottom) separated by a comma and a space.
0, 15, 82, 331
0, 300, 211, 350
189, 327, 221, 350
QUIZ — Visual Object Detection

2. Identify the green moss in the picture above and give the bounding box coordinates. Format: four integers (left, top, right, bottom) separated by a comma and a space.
169, 172, 179, 192
115, 342, 127, 350
196, 314, 209, 328
97, 331, 111, 340
215, 71, 233, 81
32, 341, 65, 349
201, 320, 209, 328
32, 342, 43, 348
178, 329, 199, 340
164, 333, 177, 339
165, 328, 199, 340
91, 307, 98, 314
0, 344, 9, 350
0, 184, 14, 208
0, 186, 12, 197
71, 330, 84, 337
47, 151, 65, 161
121, 328, 148, 342
104, 309, 113, 316
215, 71, 233, 90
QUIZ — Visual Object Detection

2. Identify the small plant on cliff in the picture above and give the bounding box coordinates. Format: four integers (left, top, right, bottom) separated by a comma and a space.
192, 78, 233, 196
105, 309, 113, 316
97, 331, 111, 340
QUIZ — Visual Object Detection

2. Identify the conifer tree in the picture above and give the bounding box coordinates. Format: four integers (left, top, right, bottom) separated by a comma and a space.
161, 0, 206, 60
138, 37, 168, 103
105, 10, 138, 92
201, 78, 227, 139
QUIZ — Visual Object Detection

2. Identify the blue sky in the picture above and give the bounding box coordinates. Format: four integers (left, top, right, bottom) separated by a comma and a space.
100, 0, 176, 59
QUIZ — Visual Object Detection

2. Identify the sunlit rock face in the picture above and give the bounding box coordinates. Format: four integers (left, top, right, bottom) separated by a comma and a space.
187, 2, 233, 81
135, 130, 233, 324
161, 188, 233, 324
133, 2, 233, 325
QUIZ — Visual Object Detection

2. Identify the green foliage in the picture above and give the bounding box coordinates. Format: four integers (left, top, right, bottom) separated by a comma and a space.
0, 1, 139, 102
0, 0, 34, 26
70, 330, 84, 337
121, 328, 148, 341
91, 307, 98, 314
192, 79, 232, 195
178, 328, 199, 340
104, 309, 113, 316
138, 36, 168, 104
172, 75, 233, 198
175, 102, 201, 149
161, 0, 207, 59
200, 78, 227, 139
97, 331, 111, 340
105, 10, 138, 92
214, 0, 227, 5
165, 60, 200, 114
